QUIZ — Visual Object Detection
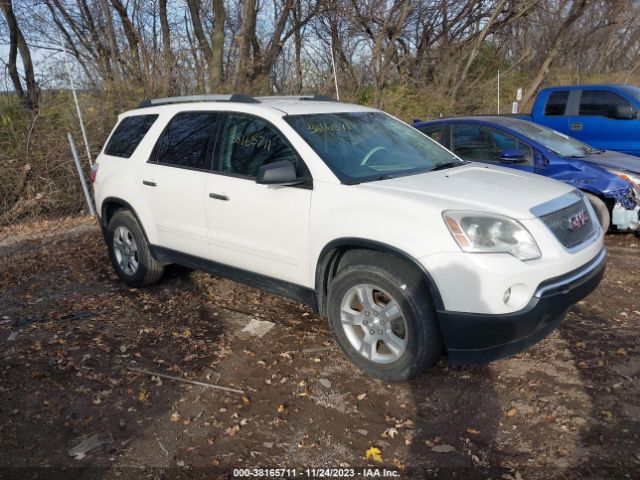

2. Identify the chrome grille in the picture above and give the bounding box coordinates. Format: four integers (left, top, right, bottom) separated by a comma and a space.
540, 199, 595, 249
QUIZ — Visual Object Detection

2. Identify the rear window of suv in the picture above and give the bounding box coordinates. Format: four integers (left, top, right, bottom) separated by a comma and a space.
104, 114, 158, 158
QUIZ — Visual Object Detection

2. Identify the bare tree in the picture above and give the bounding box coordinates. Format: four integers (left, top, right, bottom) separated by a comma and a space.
0, 0, 39, 112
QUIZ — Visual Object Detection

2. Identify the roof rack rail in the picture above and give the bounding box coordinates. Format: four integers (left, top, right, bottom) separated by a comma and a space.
137, 93, 259, 108
302, 95, 337, 102
256, 95, 337, 102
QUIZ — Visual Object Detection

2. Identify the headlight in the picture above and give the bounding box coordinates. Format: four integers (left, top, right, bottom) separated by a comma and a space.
607, 169, 640, 201
442, 211, 541, 261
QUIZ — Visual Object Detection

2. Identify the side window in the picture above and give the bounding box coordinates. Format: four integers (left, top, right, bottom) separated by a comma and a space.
579, 90, 635, 118
218, 114, 300, 177
452, 125, 532, 164
154, 112, 218, 170
544, 91, 569, 116
418, 125, 444, 145
104, 114, 158, 158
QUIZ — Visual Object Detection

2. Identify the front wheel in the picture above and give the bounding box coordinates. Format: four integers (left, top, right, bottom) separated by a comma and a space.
327, 253, 442, 382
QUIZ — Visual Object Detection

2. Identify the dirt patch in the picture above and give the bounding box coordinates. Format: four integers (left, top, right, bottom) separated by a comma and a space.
0, 218, 639, 479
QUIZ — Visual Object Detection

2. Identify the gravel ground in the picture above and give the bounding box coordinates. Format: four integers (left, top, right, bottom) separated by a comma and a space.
0, 217, 639, 480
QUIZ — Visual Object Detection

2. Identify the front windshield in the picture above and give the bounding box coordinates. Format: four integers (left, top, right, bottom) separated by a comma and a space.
506, 120, 596, 158
285, 112, 462, 183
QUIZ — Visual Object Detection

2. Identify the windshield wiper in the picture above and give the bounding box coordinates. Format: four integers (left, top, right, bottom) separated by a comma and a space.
427, 161, 465, 172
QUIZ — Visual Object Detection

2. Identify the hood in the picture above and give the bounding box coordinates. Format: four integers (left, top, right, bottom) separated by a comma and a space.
356, 163, 574, 220
583, 150, 640, 175
547, 156, 632, 197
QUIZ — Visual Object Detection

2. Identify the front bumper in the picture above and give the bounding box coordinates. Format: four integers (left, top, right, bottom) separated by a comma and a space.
437, 247, 607, 364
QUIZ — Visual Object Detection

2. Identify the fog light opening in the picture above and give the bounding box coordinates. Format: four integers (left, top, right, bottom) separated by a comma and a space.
503, 287, 512, 304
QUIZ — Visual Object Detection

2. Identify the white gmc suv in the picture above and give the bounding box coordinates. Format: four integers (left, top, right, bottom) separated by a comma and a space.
92, 94, 607, 381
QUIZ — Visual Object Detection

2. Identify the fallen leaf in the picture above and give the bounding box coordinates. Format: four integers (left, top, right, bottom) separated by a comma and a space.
466, 427, 480, 435
170, 412, 180, 422
241, 396, 251, 405
225, 425, 240, 436
365, 446, 383, 463
138, 390, 148, 402
506, 407, 518, 417
616, 347, 627, 356
357, 393, 367, 401
381, 427, 398, 439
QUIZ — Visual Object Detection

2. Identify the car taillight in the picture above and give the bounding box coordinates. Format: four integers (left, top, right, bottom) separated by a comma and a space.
90, 163, 99, 183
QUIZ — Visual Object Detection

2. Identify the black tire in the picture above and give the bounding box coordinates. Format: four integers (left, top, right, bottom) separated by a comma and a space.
584, 192, 610, 232
106, 210, 164, 287
327, 252, 442, 382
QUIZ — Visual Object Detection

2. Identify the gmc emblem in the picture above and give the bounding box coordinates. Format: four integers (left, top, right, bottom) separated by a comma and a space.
568, 210, 590, 231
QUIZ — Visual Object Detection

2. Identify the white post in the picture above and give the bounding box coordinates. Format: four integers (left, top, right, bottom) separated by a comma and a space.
60, 34, 93, 167
68, 133, 96, 216
330, 41, 340, 101
497, 70, 500, 114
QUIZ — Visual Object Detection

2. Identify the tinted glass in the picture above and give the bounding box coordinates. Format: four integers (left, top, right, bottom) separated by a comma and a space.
155, 112, 218, 169
286, 112, 460, 183
418, 125, 445, 144
105, 114, 158, 158
219, 115, 300, 177
544, 91, 569, 116
451, 124, 532, 163
579, 90, 633, 117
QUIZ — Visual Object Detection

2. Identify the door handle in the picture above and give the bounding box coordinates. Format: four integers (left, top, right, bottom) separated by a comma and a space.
142, 180, 157, 187
570, 122, 583, 131
209, 192, 230, 201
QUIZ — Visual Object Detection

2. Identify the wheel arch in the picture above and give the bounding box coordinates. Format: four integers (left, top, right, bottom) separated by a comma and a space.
100, 197, 153, 248
314, 238, 444, 315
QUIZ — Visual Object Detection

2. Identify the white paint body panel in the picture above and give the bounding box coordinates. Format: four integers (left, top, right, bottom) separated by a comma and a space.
93, 98, 605, 316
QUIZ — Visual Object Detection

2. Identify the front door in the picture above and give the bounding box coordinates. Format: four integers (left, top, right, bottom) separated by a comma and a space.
569, 89, 640, 153
450, 123, 534, 172
204, 113, 312, 287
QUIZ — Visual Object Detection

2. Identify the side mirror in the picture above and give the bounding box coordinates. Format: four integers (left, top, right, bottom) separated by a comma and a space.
612, 104, 637, 120
500, 149, 527, 163
256, 160, 307, 185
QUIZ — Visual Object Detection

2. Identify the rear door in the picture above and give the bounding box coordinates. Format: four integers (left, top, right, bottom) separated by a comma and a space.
569, 89, 640, 152
416, 124, 448, 148
204, 113, 312, 286
140, 111, 221, 259
538, 90, 573, 133
450, 123, 534, 172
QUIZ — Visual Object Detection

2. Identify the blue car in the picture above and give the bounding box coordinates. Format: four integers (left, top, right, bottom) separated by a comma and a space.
413, 116, 639, 232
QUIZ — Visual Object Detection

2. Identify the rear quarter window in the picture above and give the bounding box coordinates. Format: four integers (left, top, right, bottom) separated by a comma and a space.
104, 114, 158, 158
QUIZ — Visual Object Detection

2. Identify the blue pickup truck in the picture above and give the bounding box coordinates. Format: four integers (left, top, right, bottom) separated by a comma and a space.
525, 84, 640, 157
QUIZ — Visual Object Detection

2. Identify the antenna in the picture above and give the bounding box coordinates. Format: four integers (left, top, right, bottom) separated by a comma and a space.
60, 34, 92, 167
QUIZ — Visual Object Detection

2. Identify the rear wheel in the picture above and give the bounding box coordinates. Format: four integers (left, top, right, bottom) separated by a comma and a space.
106, 210, 164, 287
584, 192, 610, 232
327, 252, 442, 382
